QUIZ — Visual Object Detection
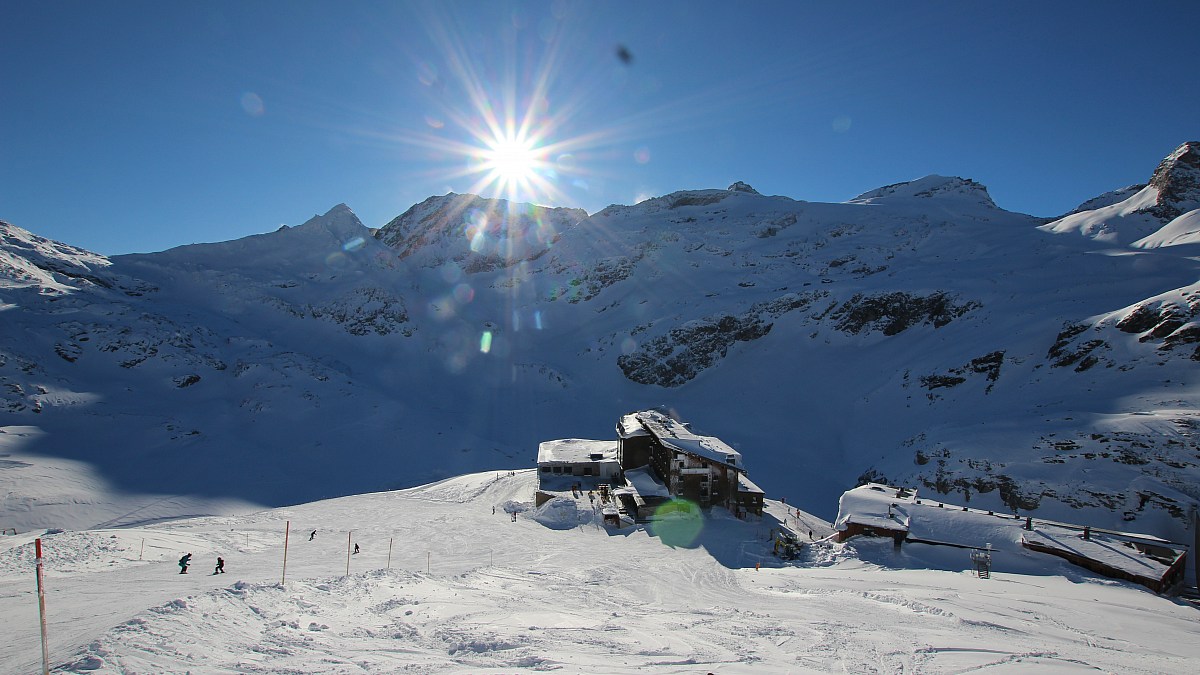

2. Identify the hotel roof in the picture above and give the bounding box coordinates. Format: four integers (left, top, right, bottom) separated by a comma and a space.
628, 410, 743, 467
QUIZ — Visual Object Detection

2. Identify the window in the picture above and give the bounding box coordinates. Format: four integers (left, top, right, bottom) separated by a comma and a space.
540, 466, 551, 473
552, 466, 562, 474
583, 466, 593, 476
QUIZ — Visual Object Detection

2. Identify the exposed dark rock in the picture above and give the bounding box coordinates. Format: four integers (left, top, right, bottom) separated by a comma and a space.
920, 374, 967, 390
54, 343, 81, 362
1116, 305, 1164, 334
669, 193, 727, 209
830, 291, 980, 336
1142, 141, 1200, 220
550, 254, 642, 303
174, 374, 201, 388
306, 287, 411, 336
920, 351, 1005, 395
617, 291, 828, 387
727, 181, 760, 194
1047, 323, 1109, 369
918, 470, 1040, 512
753, 213, 797, 238
617, 314, 772, 387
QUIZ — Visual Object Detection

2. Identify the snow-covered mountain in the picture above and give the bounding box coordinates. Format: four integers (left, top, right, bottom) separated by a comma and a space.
2, 143, 1199, 545
1042, 140, 1200, 247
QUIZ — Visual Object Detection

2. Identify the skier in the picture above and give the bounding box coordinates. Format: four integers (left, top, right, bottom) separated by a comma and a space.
178, 553, 192, 574
214, 556, 225, 574
353, 543, 360, 554
309, 530, 316, 541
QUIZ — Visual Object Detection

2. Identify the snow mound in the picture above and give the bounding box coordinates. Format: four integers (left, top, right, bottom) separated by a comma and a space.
529, 495, 594, 529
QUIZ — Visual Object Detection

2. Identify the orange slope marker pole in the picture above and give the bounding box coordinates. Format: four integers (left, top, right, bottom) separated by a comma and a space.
35, 537, 50, 675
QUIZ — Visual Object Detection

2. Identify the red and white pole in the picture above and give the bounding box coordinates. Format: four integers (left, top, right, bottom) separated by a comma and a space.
35, 537, 50, 675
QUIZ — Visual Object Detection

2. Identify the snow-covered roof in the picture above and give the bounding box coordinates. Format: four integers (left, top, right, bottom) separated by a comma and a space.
835, 484, 1185, 588
631, 410, 742, 467
833, 483, 916, 532
616, 413, 651, 439
737, 473, 764, 495
1022, 526, 1183, 581
537, 439, 618, 464
622, 465, 671, 499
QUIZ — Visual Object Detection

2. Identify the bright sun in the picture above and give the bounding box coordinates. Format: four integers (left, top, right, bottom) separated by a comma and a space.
481, 134, 541, 186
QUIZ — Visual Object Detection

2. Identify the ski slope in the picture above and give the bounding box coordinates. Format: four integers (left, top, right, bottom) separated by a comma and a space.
1, 471, 1196, 674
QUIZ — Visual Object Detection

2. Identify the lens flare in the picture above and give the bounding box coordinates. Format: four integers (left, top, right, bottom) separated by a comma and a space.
240, 92, 264, 117
647, 499, 704, 547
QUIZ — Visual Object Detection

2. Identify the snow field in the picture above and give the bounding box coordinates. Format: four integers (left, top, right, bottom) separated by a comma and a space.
0, 470, 1197, 673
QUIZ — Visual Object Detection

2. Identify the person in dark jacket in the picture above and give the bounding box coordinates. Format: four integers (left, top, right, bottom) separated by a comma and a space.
214, 556, 225, 574
178, 553, 192, 574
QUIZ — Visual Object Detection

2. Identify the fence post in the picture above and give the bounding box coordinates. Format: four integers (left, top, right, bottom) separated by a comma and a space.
345, 531, 352, 577
281, 521, 290, 584
387, 538, 393, 570
35, 538, 50, 675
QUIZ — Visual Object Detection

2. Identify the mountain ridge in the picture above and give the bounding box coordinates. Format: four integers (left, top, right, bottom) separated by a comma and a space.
1, 143, 1198, 545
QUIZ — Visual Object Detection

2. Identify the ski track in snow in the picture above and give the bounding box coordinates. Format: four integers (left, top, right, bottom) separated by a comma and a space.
0, 471, 1196, 674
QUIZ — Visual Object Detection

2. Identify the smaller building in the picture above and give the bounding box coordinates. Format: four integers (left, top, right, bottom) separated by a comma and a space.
1021, 527, 1188, 593
735, 473, 765, 519
833, 483, 913, 544
833, 483, 1189, 593
536, 439, 621, 505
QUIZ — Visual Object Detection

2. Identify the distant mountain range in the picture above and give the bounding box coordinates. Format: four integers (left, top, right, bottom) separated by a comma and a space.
2, 142, 1197, 541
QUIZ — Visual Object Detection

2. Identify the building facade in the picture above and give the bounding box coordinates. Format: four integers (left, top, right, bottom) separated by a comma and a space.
616, 410, 763, 516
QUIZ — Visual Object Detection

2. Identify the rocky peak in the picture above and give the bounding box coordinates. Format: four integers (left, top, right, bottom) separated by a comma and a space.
1143, 141, 1200, 220
293, 203, 367, 240
727, 181, 760, 194
375, 193, 587, 265
850, 175, 997, 209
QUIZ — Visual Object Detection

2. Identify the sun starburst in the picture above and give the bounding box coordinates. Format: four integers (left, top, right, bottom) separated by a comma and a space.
477, 131, 550, 201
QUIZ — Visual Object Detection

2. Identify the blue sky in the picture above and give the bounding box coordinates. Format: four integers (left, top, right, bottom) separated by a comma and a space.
2, 1, 1197, 255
